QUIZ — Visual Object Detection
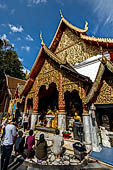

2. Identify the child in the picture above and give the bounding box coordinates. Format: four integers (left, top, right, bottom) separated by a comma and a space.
14, 131, 25, 156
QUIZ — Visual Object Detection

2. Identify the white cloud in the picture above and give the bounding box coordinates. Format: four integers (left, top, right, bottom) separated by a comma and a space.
26, 35, 34, 41
1, 34, 9, 41
22, 66, 30, 75
92, 25, 99, 36
27, 0, 47, 7
56, 0, 64, 6
1, 24, 6, 27
0, 3, 7, 9
17, 37, 21, 41
8, 24, 24, 32
11, 44, 14, 48
19, 57, 24, 62
21, 46, 30, 52
85, 0, 113, 26
0, 34, 14, 47
10, 9, 15, 15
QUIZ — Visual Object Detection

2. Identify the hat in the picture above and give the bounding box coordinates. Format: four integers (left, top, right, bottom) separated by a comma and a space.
3, 117, 5, 120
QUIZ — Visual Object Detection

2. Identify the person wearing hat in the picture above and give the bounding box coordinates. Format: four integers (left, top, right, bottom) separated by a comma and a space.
35, 134, 48, 163
1, 118, 17, 170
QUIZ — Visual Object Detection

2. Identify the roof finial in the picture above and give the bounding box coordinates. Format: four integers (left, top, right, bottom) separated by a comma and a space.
84, 21, 88, 31
60, 9, 63, 18
100, 46, 103, 54
40, 31, 44, 46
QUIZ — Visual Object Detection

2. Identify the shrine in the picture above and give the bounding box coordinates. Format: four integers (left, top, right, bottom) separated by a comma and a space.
8, 12, 113, 151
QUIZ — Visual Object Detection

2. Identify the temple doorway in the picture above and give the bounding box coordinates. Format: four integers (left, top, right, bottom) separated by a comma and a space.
95, 104, 113, 131
38, 83, 58, 113
64, 90, 83, 117
17, 101, 24, 113
27, 98, 33, 114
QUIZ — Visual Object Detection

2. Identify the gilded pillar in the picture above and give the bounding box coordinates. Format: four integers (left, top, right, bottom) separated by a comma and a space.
24, 97, 27, 113
33, 82, 39, 113
58, 72, 66, 134
31, 81, 39, 130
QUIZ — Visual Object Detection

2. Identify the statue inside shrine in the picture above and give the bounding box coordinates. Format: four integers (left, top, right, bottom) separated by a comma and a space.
52, 106, 59, 128
74, 112, 81, 122
47, 106, 54, 115
71, 105, 76, 116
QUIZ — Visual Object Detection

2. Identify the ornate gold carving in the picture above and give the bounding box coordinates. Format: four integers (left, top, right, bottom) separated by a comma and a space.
63, 75, 79, 93
81, 34, 113, 44
55, 28, 105, 65
95, 79, 113, 104
84, 21, 88, 31
62, 17, 88, 33
62, 74, 87, 103
60, 9, 63, 18
40, 32, 44, 46
36, 59, 59, 90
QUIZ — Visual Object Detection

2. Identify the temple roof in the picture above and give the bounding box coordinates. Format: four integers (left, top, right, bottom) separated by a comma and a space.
85, 55, 113, 105
4, 75, 26, 99
49, 13, 113, 52
74, 53, 110, 82
49, 14, 88, 52
80, 34, 113, 48
21, 43, 91, 96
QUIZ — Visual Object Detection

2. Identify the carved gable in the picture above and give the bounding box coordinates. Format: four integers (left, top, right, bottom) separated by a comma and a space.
94, 75, 113, 104
36, 59, 59, 89
55, 28, 106, 65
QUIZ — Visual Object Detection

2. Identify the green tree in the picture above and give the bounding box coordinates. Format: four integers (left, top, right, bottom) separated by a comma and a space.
0, 39, 26, 91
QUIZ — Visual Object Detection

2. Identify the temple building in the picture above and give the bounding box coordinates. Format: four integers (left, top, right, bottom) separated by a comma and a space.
0, 74, 26, 113
8, 13, 113, 151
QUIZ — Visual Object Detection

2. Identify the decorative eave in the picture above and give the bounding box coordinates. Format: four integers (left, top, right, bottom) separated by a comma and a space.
28, 43, 64, 78
49, 12, 88, 52
85, 56, 113, 104
20, 43, 65, 96
21, 41, 91, 96
81, 34, 113, 48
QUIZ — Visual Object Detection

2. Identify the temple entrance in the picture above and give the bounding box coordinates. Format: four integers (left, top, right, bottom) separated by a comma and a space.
17, 101, 24, 113
38, 83, 58, 113
95, 104, 113, 131
64, 90, 83, 117
27, 98, 33, 114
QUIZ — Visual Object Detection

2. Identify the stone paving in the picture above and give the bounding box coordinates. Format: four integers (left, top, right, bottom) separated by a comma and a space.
28, 147, 86, 166
22, 130, 87, 166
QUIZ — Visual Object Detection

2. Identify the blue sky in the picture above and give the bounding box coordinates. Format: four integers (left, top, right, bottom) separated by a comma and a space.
0, 0, 113, 72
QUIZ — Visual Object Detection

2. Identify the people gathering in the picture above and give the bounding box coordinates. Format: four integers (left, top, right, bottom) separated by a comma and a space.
0, 111, 66, 170
0, 103, 83, 170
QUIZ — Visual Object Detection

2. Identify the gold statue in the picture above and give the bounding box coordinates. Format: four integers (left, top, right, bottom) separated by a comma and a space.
52, 106, 59, 128
74, 112, 81, 122
47, 106, 54, 115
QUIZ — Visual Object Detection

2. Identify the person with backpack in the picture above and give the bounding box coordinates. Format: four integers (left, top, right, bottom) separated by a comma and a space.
14, 131, 25, 156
